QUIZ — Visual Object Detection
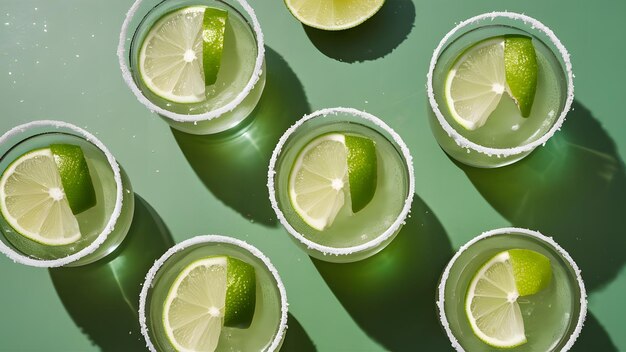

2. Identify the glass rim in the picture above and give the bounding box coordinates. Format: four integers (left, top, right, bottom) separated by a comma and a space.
138, 234, 289, 352
436, 227, 587, 352
0, 120, 125, 268
267, 107, 416, 257
117, 0, 265, 123
426, 11, 575, 157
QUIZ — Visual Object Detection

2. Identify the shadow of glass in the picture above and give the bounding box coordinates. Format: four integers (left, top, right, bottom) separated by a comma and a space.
457, 100, 626, 293
49, 194, 174, 351
280, 313, 317, 352
312, 195, 453, 351
303, 0, 415, 63
571, 312, 618, 351
172, 47, 311, 227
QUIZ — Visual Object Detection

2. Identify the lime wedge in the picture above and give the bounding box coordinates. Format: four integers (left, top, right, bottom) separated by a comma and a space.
445, 38, 506, 131
284, 0, 385, 31
0, 148, 81, 246
202, 8, 228, 86
289, 134, 348, 231
465, 249, 552, 348
345, 135, 377, 212
163, 256, 257, 352
504, 35, 538, 117
139, 6, 206, 103
50, 144, 96, 215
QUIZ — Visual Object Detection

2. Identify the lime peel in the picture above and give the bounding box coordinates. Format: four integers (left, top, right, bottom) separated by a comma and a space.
504, 35, 538, 117
345, 135, 377, 213
50, 144, 97, 215
202, 7, 228, 86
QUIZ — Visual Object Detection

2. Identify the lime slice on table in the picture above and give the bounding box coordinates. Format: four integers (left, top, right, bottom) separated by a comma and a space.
0, 148, 82, 246
163, 256, 256, 352
504, 35, 538, 117
284, 0, 385, 31
465, 249, 552, 348
139, 6, 228, 104
288, 133, 377, 231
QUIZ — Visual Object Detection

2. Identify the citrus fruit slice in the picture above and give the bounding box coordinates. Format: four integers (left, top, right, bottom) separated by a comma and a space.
50, 144, 96, 214
345, 135, 377, 213
445, 38, 506, 131
202, 8, 228, 86
284, 0, 385, 31
465, 249, 552, 348
504, 35, 538, 117
163, 256, 256, 352
0, 148, 81, 246
139, 6, 207, 103
289, 133, 378, 230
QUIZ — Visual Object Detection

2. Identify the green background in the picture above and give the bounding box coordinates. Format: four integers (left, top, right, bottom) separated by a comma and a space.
1, 0, 625, 350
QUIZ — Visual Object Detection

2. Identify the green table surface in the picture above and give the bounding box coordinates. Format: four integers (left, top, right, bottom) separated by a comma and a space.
1, 0, 625, 351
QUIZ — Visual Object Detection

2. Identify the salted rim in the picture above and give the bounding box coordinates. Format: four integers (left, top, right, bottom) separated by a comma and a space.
426, 11, 574, 157
139, 235, 289, 352
117, 0, 265, 123
0, 120, 124, 268
436, 227, 587, 351
267, 107, 416, 257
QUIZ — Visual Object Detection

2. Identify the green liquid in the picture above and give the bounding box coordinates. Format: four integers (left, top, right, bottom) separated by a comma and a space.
275, 118, 410, 251
147, 242, 283, 351
0, 133, 134, 264
130, 0, 265, 134
442, 233, 582, 351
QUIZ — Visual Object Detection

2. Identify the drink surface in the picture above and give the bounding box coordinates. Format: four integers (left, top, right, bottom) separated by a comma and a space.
433, 26, 567, 149
0, 133, 122, 260
276, 120, 409, 249
130, 2, 258, 115
443, 233, 581, 351
147, 242, 283, 351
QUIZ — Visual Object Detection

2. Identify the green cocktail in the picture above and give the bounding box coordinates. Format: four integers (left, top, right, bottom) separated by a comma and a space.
438, 228, 586, 351
119, 0, 265, 135
0, 121, 134, 267
139, 235, 288, 352
269, 108, 415, 263
427, 12, 574, 168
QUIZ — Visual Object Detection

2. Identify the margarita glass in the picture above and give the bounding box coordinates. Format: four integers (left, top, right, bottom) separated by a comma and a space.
0, 121, 134, 267
139, 235, 288, 352
118, 0, 265, 135
427, 12, 574, 168
437, 227, 586, 351
268, 107, 415, 263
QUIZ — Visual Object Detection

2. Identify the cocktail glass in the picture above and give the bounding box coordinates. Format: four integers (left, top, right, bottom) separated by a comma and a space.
437, 227, 586, 351
139, 235, 288, 351
0, 120, 134, 267
268, 107, 415, 263
118, 0, 265, 135
426, 12, 574, 168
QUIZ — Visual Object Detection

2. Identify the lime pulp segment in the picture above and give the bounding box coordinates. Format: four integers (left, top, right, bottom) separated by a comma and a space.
0, 148, 81, 246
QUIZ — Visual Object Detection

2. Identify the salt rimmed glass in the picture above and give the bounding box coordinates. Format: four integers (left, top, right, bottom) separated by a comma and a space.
0, 121, 134, 267
139, 235, 288, 351
268, 107, 415, 263
118, 0, 265, 135
426, 12, 574, 168
437, 227, 586, 351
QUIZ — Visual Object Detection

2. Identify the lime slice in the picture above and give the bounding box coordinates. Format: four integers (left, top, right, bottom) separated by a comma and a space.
163, 256, 256, 352
50, 144, 96, 215
0, 148, 81, 246
345, 135, 377, 213
504, 35, 538, 117
289, 134, 348, 231
139, 6, 206, 104
202, 8, 228, 86
445, 38, 506, 131
465, 249, 552, 348
284, 0, 385, 31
